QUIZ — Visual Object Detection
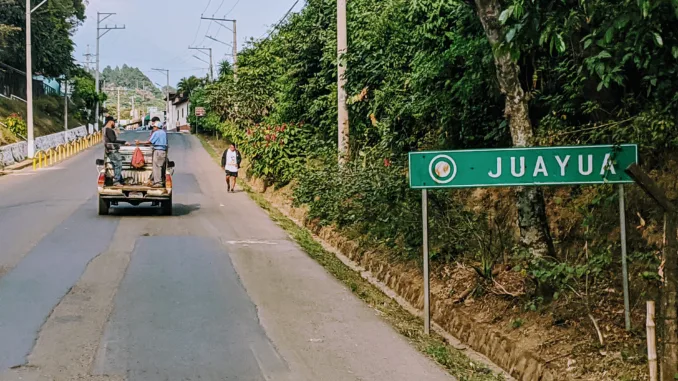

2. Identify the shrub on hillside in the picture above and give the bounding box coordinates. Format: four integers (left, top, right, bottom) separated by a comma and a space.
293, 150, 487, 262
34, 96, 61, 117
4, 113, 26, 138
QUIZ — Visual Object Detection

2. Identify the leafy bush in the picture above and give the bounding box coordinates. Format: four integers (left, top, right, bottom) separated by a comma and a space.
294, 150, 488, 261
34, 96, 61, 116
4, 113, 27, 138
221, 121, 316, 186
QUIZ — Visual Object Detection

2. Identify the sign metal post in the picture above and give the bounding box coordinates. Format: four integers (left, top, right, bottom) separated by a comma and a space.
422, 189, 430, 335
619, 184, 631, 331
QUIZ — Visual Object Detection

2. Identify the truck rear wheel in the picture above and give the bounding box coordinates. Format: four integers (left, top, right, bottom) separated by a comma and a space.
161, 196, 172, 216
98, 197, 110, 216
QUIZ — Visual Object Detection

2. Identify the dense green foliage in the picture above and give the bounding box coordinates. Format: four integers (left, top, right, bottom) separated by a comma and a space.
195, 0, 678, 295
0, 0, 86, 78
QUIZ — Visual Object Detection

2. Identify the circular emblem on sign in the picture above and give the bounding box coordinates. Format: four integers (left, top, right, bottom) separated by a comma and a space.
429, 154, 458, 184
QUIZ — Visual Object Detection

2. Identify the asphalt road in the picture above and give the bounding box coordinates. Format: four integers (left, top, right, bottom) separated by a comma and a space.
0, 132, 455, 381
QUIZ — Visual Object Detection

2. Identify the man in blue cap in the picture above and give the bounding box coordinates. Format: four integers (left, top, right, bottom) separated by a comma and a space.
136, 118, 168, 188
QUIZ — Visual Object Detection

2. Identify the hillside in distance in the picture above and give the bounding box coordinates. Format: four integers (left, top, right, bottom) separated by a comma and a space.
101, 65, 165, 118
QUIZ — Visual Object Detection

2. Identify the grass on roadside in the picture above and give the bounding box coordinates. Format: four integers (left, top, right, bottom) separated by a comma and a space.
198, 134, 505, 381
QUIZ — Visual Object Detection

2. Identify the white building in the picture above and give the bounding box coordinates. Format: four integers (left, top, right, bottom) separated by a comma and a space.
169, 93, 191, 132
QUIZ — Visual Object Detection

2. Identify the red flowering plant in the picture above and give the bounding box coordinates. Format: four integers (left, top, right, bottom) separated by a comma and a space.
237, 121, 312, 185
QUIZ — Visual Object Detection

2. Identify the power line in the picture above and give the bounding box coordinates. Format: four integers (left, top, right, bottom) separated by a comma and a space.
190, 0, 214, 47
213, 0, 226, 14
262, 0, 300, 40
202, 0, 214, 14
224, 0, 241, 16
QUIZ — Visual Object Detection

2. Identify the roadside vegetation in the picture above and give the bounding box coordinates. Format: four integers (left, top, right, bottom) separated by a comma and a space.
0, 0, 103, 145
190, 0, 678, 378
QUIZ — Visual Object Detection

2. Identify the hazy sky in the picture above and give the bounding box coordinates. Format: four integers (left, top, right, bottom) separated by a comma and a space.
73, 0, 305, 88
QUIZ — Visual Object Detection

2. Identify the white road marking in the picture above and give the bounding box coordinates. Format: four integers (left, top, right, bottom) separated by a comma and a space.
225, 240, 278, 245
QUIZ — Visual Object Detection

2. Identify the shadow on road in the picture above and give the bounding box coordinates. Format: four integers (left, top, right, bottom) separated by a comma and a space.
107, 203, 201, 217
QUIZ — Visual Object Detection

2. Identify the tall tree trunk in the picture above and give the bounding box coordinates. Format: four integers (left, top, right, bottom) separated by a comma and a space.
663, 214, 678, 380
473, 0, 555, 257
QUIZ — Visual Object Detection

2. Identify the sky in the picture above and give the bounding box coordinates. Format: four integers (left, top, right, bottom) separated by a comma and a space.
72, 0, 305, 88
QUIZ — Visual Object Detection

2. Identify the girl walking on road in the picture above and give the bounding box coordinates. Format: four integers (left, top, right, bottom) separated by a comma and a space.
221, 143, 242, 193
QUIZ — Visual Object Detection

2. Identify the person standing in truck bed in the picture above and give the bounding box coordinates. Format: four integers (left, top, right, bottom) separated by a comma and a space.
136, 120, 168, 188
103, 116, 129, 186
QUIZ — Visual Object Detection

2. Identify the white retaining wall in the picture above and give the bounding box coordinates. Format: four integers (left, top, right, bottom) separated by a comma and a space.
0, 125, 93, 167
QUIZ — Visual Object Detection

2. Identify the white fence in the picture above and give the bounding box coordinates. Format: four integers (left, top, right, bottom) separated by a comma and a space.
0, 125, 93, 167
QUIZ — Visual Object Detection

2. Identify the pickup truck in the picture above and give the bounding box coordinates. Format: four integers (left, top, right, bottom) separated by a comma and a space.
96, 145, 175, 216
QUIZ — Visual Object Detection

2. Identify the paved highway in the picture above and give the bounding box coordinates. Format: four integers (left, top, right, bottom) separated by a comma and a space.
0, 132, 454, 381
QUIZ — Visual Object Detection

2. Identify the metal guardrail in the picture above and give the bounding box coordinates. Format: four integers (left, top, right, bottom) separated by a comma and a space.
33, 131, 102, 170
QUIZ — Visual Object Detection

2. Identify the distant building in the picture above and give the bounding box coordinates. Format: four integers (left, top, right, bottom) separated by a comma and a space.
170, 93, 191, 132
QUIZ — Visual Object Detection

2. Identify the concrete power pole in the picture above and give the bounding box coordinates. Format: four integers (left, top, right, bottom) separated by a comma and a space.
116, 87, 121, 126
337, 0, 349, 164
63, 79, 68, 131
232, 20, 237, 77
83, 45, 94, 72
200, 17, 237, 78
25, 0, 49, 158
189, 46, 214, 82
96, 12, 125, 131
151, 68, 171, 130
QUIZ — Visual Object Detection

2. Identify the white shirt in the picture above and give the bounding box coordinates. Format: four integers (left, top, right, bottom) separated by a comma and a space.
225, 150, 238, 172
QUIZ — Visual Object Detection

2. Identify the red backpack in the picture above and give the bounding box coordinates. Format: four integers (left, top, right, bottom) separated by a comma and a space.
131, 147, 146, 169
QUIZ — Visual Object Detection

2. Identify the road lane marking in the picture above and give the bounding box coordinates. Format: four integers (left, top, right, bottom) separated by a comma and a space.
225, 240, 279, 245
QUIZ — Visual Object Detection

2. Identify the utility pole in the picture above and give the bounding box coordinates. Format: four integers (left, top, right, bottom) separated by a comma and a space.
25, 0, 48, 159
188, 46, 213, 81
116, 87, 121, 126
63, 79, 68, 131
337, 0, 349, 164
83, 45, 94, 72
201, 17, 237, 77
151, 68, 171, 130
96, 12, 125, 131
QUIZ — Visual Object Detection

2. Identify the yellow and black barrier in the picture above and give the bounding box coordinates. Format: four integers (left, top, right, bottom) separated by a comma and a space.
33, 131, 103, 170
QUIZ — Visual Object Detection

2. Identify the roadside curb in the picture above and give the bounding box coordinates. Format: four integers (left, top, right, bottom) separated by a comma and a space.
5, 160, 33, 171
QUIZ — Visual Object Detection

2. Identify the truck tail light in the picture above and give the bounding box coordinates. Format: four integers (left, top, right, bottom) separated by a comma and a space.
165, 174, 172, 189
98, 173, 105, 187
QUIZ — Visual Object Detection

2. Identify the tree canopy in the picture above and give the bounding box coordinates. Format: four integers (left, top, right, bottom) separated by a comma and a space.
0, 0, 86, 78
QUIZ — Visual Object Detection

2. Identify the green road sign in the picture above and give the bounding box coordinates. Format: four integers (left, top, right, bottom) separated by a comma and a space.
409, 144, 638, 189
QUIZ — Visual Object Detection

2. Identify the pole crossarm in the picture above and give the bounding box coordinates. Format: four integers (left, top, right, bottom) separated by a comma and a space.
206, 36, 232, 47
30, 0, 47, 14
192, 55, 209, 64
201, 16, 236, 22
213, 20, 233, 32
189, 47, 211, 54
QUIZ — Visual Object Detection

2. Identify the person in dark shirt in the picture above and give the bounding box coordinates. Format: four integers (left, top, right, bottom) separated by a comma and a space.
103, 116, 129, 186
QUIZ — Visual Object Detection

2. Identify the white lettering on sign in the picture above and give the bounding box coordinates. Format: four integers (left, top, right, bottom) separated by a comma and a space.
600, 153, 616, 175
485, 153, 620, 181
579, 155, 593, 175
488, 158, 502, 178
533, 156, 548, 177
555, 155, 570, 176
511, 157, 525, 177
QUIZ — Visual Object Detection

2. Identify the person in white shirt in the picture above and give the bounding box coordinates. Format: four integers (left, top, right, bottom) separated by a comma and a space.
220, 143, 242, 193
